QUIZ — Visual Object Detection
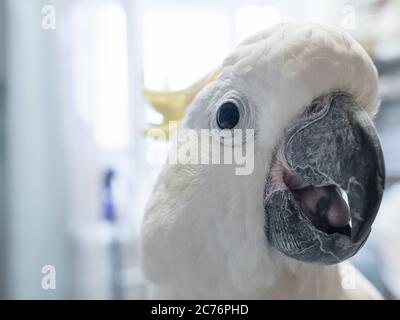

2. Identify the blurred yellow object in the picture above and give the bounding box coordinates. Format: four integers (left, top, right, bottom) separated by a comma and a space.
142, 69, 220, 139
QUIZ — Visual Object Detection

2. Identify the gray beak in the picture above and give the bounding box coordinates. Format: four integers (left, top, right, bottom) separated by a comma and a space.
264, 92, 385, 265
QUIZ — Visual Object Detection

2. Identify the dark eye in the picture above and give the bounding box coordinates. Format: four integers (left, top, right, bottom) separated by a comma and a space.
216, 102, 240, 129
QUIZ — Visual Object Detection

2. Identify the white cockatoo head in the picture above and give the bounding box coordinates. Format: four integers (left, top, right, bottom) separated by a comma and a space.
141, 23, 385, 298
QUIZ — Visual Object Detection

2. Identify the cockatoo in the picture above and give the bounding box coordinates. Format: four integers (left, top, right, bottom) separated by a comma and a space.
141, 23, 385, 299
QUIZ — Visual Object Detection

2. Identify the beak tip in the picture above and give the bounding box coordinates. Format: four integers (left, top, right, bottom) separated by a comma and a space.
351, 224, 371, 244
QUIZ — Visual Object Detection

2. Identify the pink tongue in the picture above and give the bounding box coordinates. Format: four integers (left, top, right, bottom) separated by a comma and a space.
294, 186, 350, 228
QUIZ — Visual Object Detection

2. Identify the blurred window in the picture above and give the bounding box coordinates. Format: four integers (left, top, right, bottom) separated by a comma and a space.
69, 1, 129, 152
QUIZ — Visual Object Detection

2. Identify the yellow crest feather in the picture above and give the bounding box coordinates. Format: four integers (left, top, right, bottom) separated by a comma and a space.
142, 68, 221, 139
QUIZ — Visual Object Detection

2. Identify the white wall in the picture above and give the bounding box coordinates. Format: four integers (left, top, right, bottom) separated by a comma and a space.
0, 0, 7, 299
5, 0, 73, 299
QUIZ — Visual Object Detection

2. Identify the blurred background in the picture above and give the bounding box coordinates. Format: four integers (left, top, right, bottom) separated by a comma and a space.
0, 0, 400, 299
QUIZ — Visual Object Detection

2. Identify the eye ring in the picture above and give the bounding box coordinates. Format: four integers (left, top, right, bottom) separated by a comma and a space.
209, 90, 255, 146
216, 102, 240, 129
